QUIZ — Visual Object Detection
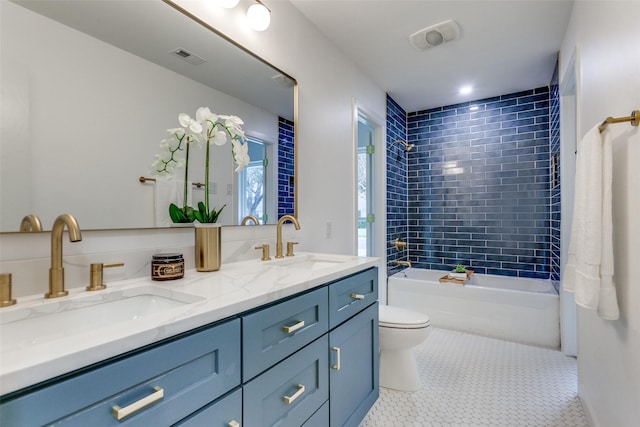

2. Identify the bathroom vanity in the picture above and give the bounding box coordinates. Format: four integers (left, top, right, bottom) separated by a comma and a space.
0, 254, 379, 427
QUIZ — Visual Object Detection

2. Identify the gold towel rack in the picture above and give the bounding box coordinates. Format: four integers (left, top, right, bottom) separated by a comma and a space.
139, 176, 205, 188
599, 110, 639, 133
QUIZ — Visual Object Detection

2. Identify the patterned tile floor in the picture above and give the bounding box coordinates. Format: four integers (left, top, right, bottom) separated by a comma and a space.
360, 329, 588, 427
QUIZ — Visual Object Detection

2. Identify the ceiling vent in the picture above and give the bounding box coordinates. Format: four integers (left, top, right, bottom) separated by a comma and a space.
171, 48, 206, 65
409, 20, 461, 51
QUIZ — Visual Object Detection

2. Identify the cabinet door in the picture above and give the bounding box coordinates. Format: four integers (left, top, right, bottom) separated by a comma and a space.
328, 268, 378, 329
174, 388, 242, 427
329, 302, 379, 427
244, 336, 329, 427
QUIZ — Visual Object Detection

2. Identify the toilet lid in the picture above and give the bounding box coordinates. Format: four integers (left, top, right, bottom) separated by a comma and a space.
379, 305, 430, 329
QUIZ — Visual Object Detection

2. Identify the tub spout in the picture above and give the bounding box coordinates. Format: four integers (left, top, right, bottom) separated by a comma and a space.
392, 260, 412, 268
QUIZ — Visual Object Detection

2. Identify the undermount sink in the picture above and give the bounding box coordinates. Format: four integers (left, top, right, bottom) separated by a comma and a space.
0, 285, 204, 352
270, 253, 355, 271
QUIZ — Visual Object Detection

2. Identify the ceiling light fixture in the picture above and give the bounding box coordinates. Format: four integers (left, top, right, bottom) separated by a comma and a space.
459, 85, 473, 95
216, 0, 240, 8
247, 0, 271, 31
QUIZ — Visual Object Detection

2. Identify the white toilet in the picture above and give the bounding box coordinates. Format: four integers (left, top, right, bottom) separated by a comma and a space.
379, 304, 431, 392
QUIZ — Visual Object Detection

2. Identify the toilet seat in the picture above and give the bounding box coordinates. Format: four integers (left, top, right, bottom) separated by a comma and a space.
379, 305, 430, 329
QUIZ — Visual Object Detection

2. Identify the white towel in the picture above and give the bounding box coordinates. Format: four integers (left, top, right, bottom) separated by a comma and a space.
563, 124, 619, 320
153, 177, 192, 227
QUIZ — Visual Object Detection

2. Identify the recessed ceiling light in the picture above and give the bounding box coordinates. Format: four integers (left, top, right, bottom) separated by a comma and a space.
217, 0, 240, 8
459, 86, 473, 95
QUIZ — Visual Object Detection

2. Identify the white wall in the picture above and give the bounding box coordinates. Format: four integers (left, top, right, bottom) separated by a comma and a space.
560, 2, 640, 425
0, 0, 387, 297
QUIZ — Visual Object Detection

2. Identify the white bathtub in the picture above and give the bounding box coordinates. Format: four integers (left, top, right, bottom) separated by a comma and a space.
388, 268, 560, 348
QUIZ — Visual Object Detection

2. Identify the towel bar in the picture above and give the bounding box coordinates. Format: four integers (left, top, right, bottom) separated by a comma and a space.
598, 109, 639, 133
139, 176, 205, 188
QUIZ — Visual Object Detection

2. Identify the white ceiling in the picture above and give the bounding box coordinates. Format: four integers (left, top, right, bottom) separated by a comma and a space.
290, 0, 574, 112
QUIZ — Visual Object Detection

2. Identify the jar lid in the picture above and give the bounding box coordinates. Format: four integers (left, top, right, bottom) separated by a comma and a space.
152, 253, 183, 260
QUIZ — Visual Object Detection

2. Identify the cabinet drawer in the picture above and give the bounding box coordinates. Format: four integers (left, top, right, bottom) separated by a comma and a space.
301, 401, 329, 427
242, 287, 328, 381
1, 319, 240, 427
329, 268, 378, 328
243, 336, 329, 427
174, 388, 242, 427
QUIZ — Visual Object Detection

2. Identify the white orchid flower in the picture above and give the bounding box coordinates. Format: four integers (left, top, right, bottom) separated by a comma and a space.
232, 140, 250, 172
196, 107, 218, 125
167, 127, 185, 139
223, 115, 245, 138
178, 113, 203, 143
211, 130, 228, 146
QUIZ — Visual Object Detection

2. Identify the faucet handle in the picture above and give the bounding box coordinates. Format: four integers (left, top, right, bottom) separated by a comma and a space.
0, 273, 16, 307
286, 241, 299, 257
255, 244, 271, 261
87, 262, 125, 291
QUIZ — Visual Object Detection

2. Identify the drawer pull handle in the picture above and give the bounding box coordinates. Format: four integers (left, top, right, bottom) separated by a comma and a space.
112, 386, 164, 421
350, 293, 365, 300
282, 320, 305, 333
331, 346, 341, 371
228, 421, 240, 427
283, 384, 305, 404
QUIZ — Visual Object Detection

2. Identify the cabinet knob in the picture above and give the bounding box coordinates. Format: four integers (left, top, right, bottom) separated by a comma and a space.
228, 421, 240, 427
350, 293, 365, 300
283, 384, 305, 404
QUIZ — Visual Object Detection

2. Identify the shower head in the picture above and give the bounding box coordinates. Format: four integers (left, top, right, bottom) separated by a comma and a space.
397, 140, 415, 153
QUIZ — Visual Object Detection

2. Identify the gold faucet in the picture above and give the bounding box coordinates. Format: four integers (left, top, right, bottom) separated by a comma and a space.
393, 260, 412, 268
241, 215, 260, 225
46, 214, 82, 299
275, 215, 300, 258
20, 214, 42, 232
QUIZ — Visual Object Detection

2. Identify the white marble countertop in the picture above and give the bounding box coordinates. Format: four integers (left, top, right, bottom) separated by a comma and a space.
0, 253, 379, 395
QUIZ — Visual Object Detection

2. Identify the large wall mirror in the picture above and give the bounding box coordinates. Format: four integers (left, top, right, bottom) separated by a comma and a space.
0, 0, 296, 232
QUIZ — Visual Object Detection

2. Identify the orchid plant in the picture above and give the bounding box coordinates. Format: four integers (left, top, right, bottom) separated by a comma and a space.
152, 107, 250, 223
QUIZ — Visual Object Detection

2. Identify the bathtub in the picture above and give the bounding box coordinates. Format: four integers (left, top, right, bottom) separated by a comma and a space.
388, 268, 560, 348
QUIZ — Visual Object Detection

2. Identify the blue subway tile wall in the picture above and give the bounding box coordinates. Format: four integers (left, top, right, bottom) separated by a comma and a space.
550, 81, 561, 283
386, 95, 409, 274
404, 87, 551, 279
278, 117, 295, 218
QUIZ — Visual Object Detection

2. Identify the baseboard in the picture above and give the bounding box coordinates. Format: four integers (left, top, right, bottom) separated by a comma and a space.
578, 381, 599, 427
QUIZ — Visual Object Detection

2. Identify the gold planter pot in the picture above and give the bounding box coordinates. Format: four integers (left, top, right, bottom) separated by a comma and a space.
194, 224, 221, 272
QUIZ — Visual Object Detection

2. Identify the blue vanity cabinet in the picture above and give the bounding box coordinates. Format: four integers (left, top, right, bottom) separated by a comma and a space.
1, 266, 379, 427
301, 401, 329, 426
242, 287, 329, 381
243, 336, 329, 427
328, 267, 378, 329
0, 319, 241, 427
329, 302, 379, 427
174, 388, 242, 427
